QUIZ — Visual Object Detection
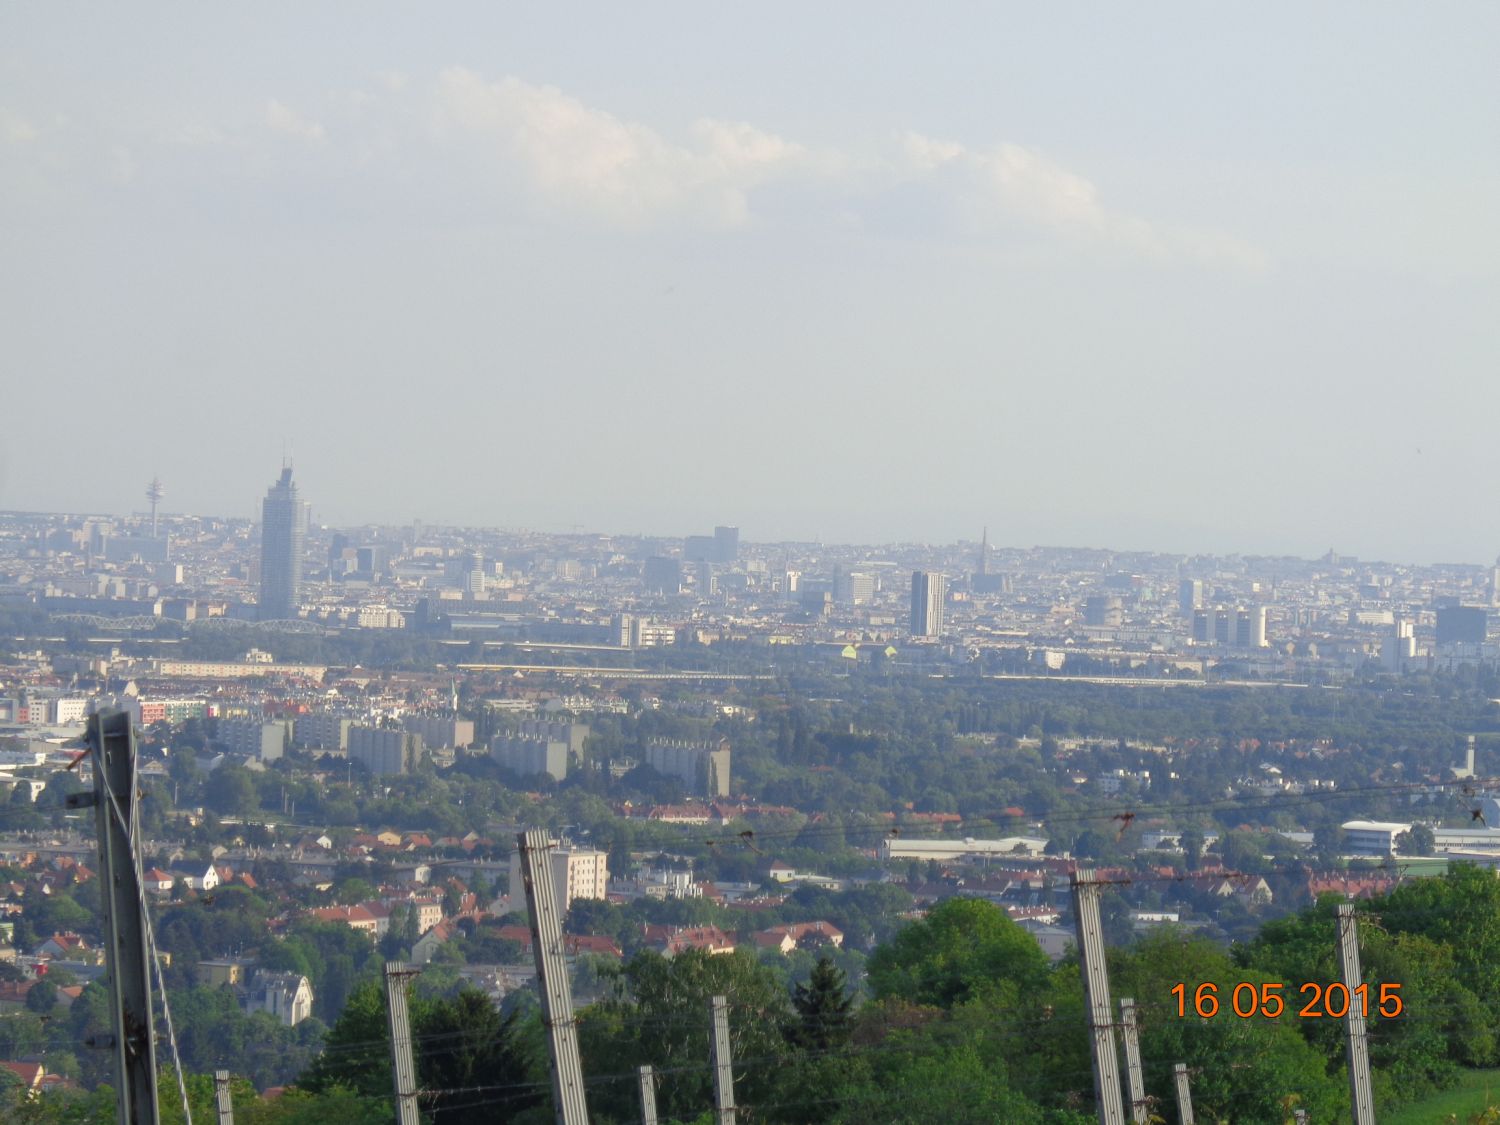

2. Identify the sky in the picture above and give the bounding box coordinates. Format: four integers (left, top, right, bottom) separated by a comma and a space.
2, 4, 1498, 563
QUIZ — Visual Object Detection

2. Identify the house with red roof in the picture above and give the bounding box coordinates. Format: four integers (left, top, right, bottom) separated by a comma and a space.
2, 1060, 44, 1095
1305, 871, 1398, 900
565, 934, 623, 959
645, 804, 715, 825
752, 921, 844, 955
642, 924, 736, 957
307, 904, 381, 936
472, 925, 621, 961
412, 920, 460, 965
35, 932, 90, 960
144, 868, 176, 895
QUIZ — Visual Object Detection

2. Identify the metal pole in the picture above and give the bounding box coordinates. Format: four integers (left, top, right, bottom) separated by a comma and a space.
1173, 1063, 1194, 1125
519, 829, 590, 1125
710, 994, 737, 1125
215, 1070, 233, 1125
83, 710, 160, 1125
1120, 997, 1147, 1124
1337, 903, 1377, 1125
638, 1064, 658, 1125
383, 962, 421, 1125
1071, 868, 1127, 1125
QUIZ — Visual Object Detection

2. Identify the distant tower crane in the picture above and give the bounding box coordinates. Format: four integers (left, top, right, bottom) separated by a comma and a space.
146, 477, 165, 538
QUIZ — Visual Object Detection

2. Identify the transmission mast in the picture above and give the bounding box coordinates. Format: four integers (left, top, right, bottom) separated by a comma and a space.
146, 477, 164, 538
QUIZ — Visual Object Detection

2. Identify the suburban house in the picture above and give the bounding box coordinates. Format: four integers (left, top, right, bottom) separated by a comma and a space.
246, 971, 315, 1026
642, 924, 736, 957
35, 932, 91, 960
307, 904, 381, 936
169, 862, 220, 893
144, 868, 176, 895
751, 921, 844, 955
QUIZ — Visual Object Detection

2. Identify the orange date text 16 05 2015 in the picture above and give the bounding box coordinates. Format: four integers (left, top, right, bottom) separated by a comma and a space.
1170, 981, 1404, 1020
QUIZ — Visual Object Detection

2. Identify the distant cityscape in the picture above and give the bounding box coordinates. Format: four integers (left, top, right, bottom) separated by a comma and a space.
4, 464, 1499, 687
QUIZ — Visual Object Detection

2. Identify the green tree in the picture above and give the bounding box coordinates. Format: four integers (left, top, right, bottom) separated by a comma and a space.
820, 1040, 1045, 1125
204, 764, 259, 816
578, 949, 792, 1123
1312, 824, 1345, 866
240, 1086, 391, 1125
790, 956, 853, 1051
332, 877, 376, 906
1373, 865, 1500, 1017
1397, 823, 1436, 855
24, 978, 57, 1014
866, 898, 1048, 1009
301, 977, 543, 1123
298, 977, 389, 1100
1219, 829, 1271, 874
1116, 930, 1346, 1123
1180, 825, 1205, 871
1237, 897, 1477, 1108
416, 989, 542, 1123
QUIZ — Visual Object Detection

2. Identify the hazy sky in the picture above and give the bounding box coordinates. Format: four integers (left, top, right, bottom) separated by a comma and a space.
3, 5, 1497, 562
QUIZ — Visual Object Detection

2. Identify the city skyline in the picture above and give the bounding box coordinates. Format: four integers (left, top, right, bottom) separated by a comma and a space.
13, 472, 1500, 571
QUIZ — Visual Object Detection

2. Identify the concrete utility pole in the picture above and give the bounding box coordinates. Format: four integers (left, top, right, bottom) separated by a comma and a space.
710, 994, 737, 1125
1119, 997, 1148, 1125
1173, 1063, 1194, 1124
383, 962, 422, 1125
83, 710, 160, 1125
518, 829, 590, 1125
215, 1070, 234, 1125
1071, 869, 1126, 1125
638, 1064, 658, 1125
1336, 904, 1377, 1125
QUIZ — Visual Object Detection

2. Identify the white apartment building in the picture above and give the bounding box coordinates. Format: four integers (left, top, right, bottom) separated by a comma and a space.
508, 844, 609, 909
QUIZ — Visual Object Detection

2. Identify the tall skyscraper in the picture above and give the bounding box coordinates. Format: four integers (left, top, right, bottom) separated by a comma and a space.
910, 571, 946, 638
463, 550, 487, 595
259, 466, 305, 621
713, 525, 739, 563
1178, 578, 1203, 617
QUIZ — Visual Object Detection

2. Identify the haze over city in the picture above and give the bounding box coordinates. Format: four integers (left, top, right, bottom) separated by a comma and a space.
3, 4, 1499, 561
12, 10, 1500, 1120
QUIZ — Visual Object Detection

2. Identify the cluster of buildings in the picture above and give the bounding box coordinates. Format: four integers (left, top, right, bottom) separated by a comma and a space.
8, 468, 1500, 686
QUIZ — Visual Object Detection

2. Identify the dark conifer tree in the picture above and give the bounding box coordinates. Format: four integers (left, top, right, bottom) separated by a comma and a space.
790, 956, 853, 1051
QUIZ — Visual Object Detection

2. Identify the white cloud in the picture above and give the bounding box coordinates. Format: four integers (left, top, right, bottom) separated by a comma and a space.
265, 99, 326, 143
893, 130, 1267, 269
433, 68, 803, 228
6, 66, 1261, 268
900, 132, 964, 171
422, 71, 1263, 265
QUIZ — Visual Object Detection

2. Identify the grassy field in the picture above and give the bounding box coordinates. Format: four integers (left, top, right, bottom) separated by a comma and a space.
1386, 1070, 1500, 1125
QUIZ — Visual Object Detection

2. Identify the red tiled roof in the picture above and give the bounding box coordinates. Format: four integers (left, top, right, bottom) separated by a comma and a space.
752, 921, 844, 950
643, 924, 735, 955
2, 1061, 43, 1089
